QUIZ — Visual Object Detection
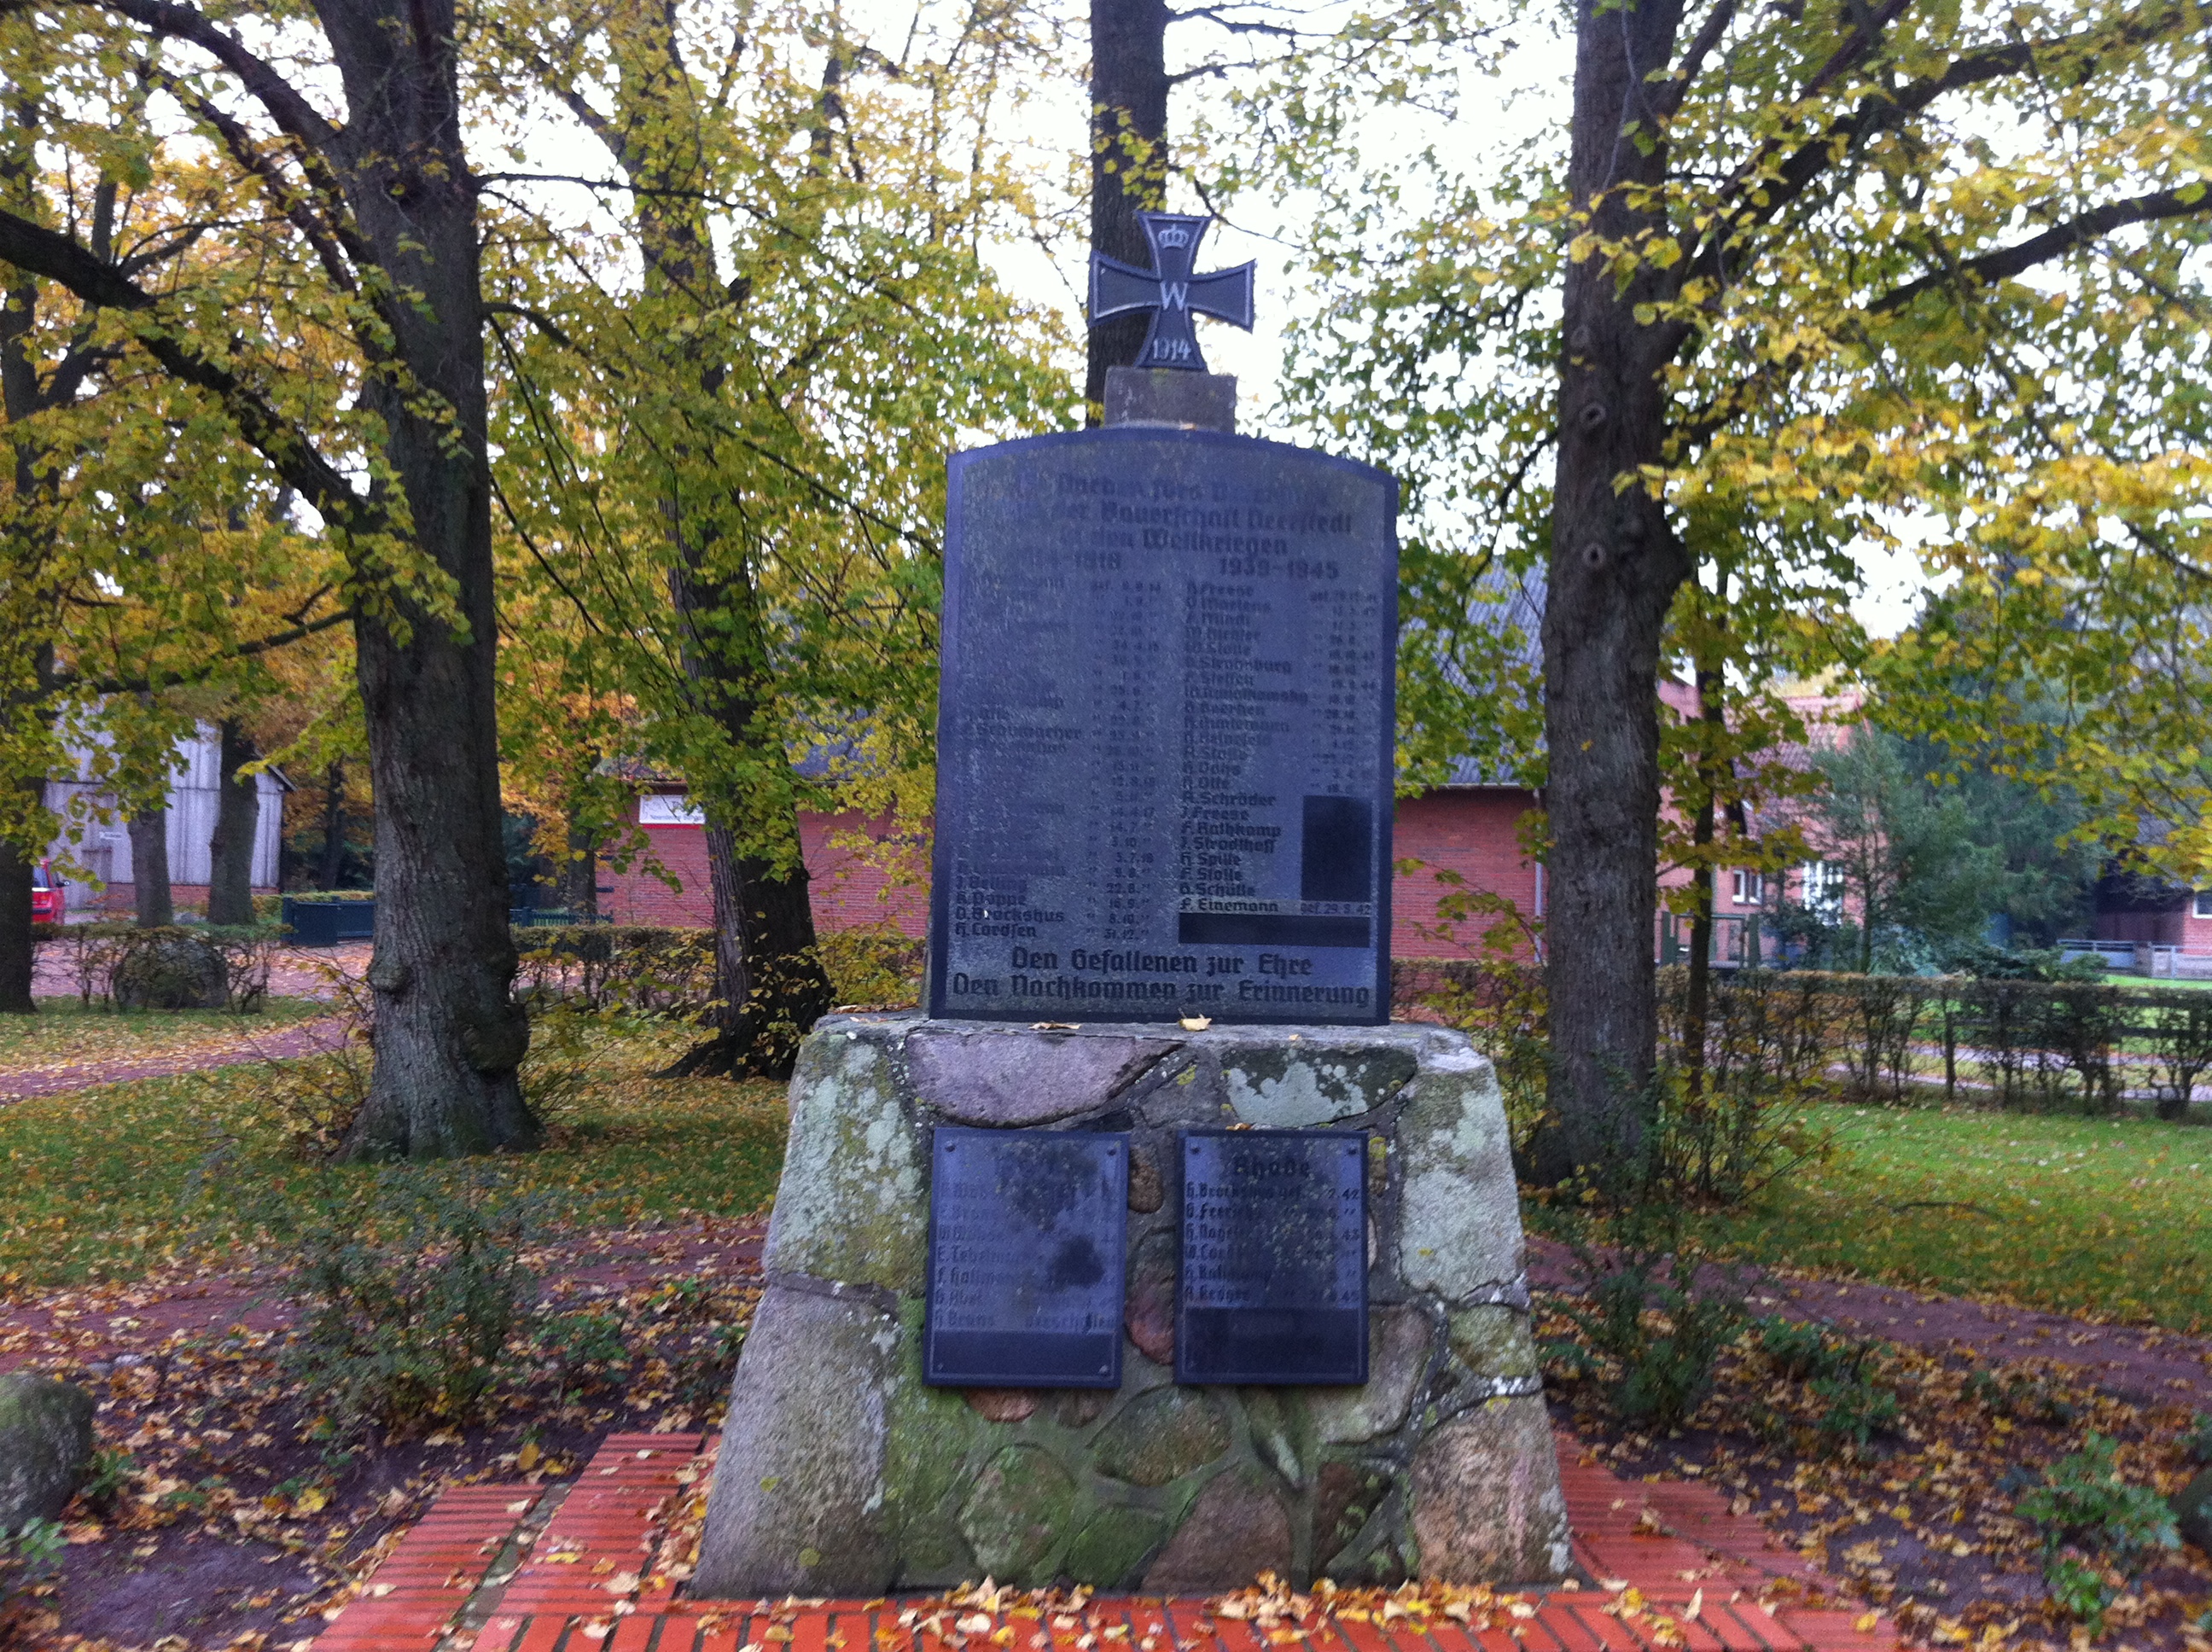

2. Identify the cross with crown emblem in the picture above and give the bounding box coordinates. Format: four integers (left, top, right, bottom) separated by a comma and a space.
1088, 212, 1256, 374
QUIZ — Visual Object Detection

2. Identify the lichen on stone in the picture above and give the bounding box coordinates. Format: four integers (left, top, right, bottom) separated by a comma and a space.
1447, 1306, 1539, 1379
1396, 1044, 1522, 1296
959, 1444, 1080, 1581
1093, 1387, 1233, 1487
762, 1029, 928, 1294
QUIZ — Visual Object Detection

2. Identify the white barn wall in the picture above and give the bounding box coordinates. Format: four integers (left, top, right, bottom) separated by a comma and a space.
44, 724, 288, 909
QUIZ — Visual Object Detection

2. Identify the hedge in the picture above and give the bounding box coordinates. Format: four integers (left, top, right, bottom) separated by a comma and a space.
1395, 957, 2212, 1120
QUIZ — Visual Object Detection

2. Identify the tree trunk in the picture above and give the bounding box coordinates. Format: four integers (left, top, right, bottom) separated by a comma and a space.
0, 151, 54, 1015
1084, 0, 1170, 412
1680, 664, 1726, 1096
659, 559, 835, 1081
317, 759, 348, 889
1530, 0, 1696, 1190
321, 0, 537, 1158
563, 813, 598, 918
130, 807, 173, 927
0, 812, 32, 1015
604, 3, 834, 1080
1683, 808, 1716, 1096
207, 718, 259, 925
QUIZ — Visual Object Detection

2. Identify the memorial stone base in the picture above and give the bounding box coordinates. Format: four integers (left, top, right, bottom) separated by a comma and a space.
693, 1014, 1568, 1598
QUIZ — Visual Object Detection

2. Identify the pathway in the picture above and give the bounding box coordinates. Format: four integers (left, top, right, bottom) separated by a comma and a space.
1527, 1236, 2212, 1410
0, 1014, 352, 1101
315, 1431, 1901, 1652
0, 940, 368, 1103
0, 1221, 769, 1376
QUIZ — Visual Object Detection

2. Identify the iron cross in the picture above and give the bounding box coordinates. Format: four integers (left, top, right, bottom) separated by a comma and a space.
1088, 212, 1256, 373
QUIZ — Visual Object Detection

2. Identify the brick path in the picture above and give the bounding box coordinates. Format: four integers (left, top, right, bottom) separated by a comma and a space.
317, 1434, 1901, 1652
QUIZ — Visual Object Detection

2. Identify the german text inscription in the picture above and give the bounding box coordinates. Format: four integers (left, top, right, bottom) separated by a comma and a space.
1176, 1129, 1368, 1384
924, 1128, 1128, 1387
929, 428, 1398, 1023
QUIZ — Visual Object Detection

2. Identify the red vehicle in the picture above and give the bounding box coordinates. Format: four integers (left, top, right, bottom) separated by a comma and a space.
32, 860, 60, 923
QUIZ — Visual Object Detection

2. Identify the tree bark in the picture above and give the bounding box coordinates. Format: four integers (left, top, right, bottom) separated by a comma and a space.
129, 807, 173, 926
207, 718, 259, 925
0, 806, 32, 1015
562, 814, 598, 917
317, 759, 347, 889
1530, 0, 1696, 1190
1084, 0, 1170, 413
657, 562, 835, 1081
0, 121, 58, 1016
317, 0, 537, 1158
1680, 665, 1726, 1096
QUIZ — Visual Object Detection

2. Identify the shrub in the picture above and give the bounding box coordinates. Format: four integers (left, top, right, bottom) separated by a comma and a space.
1755, 1318, 1865, 1383
1549, 1246, 1745, 1430
512, 925, 715, 1018
2146, 997, 2212, 1122
2017, 1434, 2180, 1629
1810, 1371, 1901, 1451
112, 934, 229, 1010
534, 1309, 630, 1395
252, 957, 373, 1157
1835, 974, 1924, 1102
2181, 1413, 2212, 1466
817, 926, 924, 1008
38, 922, 282, 1011
79, 1446, 134, 1513
0, 1516, 63, 1616
1965, 1367, 2081, 1427
1394, 957, 1548, 1155
2034, 985, 2128, 1114
1656, 989, 1836, 1207
263, 1166, 546, 1428
516, 1000, 620, 1132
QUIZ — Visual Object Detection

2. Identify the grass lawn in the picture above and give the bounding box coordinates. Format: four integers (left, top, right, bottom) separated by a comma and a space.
14, 1003, 2212, 1341
0, 1019, 789, 1289
1704, 1102, 2212, 1332
0, 994, 327, 1073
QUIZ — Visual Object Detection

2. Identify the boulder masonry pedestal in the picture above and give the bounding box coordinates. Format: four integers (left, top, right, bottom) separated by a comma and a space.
694, 1014, 1567, 1597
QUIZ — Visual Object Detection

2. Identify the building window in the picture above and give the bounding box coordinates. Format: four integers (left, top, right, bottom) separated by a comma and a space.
2196, 890, 2212, 921
1802, 861, 1845, 916
1731, 869, 1765, 905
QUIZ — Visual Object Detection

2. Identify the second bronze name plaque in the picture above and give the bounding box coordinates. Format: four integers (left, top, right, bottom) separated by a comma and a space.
1177, 1128, 1368, 1385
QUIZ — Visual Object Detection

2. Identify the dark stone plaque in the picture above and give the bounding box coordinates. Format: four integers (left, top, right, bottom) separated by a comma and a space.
924, 1127, 1128, 1387
928, 428, 1398, 1025
1175, 1128, 1368, 1385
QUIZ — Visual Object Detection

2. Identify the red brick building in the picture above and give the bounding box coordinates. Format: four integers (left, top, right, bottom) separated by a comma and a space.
600, 782, 1544, 960
601, 795, 929, 935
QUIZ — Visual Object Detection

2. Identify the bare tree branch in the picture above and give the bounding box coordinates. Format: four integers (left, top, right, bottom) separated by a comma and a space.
1868, 185, 2212, 311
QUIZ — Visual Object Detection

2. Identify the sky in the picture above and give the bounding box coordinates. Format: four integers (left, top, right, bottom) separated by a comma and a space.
497, 0, 1939, 643
962, 6, 1939, 643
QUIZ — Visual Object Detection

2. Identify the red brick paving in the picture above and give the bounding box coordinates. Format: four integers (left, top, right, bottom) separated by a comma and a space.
314, 1484, 540, 1652
317, 1433, 1901, 1652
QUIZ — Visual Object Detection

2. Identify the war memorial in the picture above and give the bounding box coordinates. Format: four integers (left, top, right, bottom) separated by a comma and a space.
692, 213, 1566, 1597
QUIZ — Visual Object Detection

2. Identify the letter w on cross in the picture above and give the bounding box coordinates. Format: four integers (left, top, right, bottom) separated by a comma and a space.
1089, 212, 1255, 373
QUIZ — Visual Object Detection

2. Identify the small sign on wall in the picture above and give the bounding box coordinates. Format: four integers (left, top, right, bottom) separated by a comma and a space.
639, 794, 706, 828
